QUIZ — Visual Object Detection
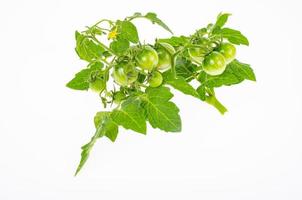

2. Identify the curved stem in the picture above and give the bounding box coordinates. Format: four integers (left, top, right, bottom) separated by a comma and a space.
92, 19, 114, 27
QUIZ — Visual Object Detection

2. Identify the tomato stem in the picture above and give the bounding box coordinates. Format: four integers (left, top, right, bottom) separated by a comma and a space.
205, 95, 228, 115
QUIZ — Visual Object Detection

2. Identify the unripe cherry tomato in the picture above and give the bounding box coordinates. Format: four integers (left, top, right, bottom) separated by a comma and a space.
156, 43, 175, 71
217, 43, 236, 64
188, 38, 211, 65
135, 46, 158, 71
202, 51, 226, 76
112, 66, 138, 86
188, 47, 207, 65
89, 79, 105, 92
148, 71, 163, 87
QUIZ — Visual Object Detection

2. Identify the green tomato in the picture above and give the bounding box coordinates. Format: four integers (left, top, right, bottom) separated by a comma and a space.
188, 38, 209, 65
188, 47, 206, 65
202, 51, 226, 76
156, 43, 175, 71
135, 46, 158, 71
89, 79, 105, 92
217, 43, 236, 64
112, 67, 138, 86
148, 71, 163, 87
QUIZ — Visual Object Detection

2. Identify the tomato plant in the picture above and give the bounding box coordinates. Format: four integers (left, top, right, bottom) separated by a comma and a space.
66, 12, 256, 175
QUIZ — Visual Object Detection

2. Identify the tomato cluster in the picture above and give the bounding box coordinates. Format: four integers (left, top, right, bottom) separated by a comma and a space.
110, 42, 175, 89
189, 42, 236, 76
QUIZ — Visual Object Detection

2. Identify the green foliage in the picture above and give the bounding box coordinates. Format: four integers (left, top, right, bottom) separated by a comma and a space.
217, 28, 249, 46
75, 111, 116, 175
144, 12, 173, 34
94, 112, 119, 142
117, 20, 139, 43
110, 38, 130, 55
212, 13, 231, 31
111, 97, 146, 134
75, 31, 105, 61
67, 12, 256, 175
163, 70, 199, 98
141, 87, 181, 132
66, 61, 103, 90
198, 60, 256, 88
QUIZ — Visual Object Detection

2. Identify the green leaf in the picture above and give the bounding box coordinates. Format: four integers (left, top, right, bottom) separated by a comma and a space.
111, 97, 146, 134
110, 38, 130, 55
212, 13, 231, 30
118, 21, 139, 43
163, 70, 199, 98
94, 112, 119, 142
198, 60, 255, 88
66, 62, 103, 90
174, 58, 196, 80
158, 36, 189, 46
142, 87, 181, 132
75, 112, 115, 175
219, 28, 249, 45
144, 12, 173, 34
75, 31, 104, 61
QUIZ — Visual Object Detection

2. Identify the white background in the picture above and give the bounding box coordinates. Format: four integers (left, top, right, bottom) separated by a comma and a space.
0, 0, 302, 199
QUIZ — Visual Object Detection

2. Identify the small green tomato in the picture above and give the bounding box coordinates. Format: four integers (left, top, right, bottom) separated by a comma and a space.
202, 51, 226, 76
89, 79, 105, 92
217, 43, 236, 64
148, 71, 163, 87
156, 43, 175, 71
135, 46, 159, 71
112, 67, 138, 86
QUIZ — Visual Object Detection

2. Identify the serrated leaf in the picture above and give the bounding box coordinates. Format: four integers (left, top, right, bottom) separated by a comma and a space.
75, 112, 115, 175
198, 60, 256, 88
163, 70, 199, 98
118, 21, 139, 43
75, 31, 104, 61
66, 62, 103, 90
219, 28, 249, 46
142, 87, 181, 132
111, 97, 146, 134
144, 12, 173, 34
94, 112, 119, 142
110, 38, 130, 55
